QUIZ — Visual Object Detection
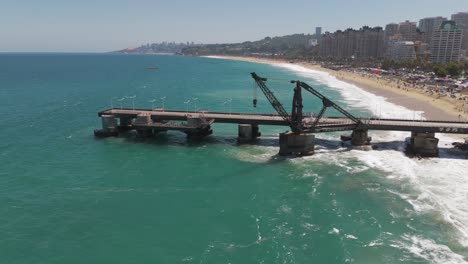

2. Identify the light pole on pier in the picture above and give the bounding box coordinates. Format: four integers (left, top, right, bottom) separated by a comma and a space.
126, 95, 136, 111
184, 100, 191, 115
222, 100, 227, 113
149, 99, 157, 109
191, 97, 198, 111
111, 97, 118, 108
160, 96, 166, 110
117, 97, 126, 109
227, 98, 232, 114
375, 104, 382, 119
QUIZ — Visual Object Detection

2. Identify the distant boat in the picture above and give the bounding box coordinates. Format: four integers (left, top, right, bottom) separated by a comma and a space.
146, 66, 159, 70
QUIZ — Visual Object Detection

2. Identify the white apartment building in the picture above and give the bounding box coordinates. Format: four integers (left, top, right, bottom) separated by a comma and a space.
430, 21, 463, 63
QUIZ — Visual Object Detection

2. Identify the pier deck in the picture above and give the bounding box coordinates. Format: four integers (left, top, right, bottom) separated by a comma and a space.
98, 108, 468, 134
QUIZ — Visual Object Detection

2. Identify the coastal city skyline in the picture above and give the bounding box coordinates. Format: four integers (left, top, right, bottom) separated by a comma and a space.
1, 0, 468, 52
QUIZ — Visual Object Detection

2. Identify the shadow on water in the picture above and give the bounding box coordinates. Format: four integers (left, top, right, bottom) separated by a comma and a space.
94, 131, 467, 160
342, 138, 468, 160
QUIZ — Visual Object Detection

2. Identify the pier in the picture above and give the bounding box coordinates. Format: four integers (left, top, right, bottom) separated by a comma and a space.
95, 108, 468, 157
95, 73, 468, 157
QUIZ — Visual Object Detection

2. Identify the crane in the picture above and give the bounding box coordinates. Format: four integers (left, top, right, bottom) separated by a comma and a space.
251, 72, 302, 133
251, 72, 364, 134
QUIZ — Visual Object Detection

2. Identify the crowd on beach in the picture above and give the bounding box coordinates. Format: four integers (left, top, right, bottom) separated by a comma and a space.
209, 55, 468, 121
320, 64, 468, 120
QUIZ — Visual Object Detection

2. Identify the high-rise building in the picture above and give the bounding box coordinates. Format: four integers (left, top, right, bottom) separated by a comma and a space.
398, 20, 418, 41
386, 41, 416, 61
418, 16, 447, 44
451, 12, 468, 56
452, 12, 468, 27
414, 41, 430, 60
431, 21, 463, 63
319, 26, 385, 60
316, 27, 322, 42
385, 23, 399, 40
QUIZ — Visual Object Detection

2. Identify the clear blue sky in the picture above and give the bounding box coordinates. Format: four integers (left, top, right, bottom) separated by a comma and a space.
1, 0, 467, 52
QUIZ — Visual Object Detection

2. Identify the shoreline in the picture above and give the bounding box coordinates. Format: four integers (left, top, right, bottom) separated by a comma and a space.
205, 55, 468, 123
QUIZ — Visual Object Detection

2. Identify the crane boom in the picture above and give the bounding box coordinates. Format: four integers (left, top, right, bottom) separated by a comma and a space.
251, 72, 300, 133
251, 73, 364, 134
294, 81, 360, 124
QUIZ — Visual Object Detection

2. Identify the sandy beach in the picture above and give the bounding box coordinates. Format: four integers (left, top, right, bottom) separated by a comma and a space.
208, 55, 468, 122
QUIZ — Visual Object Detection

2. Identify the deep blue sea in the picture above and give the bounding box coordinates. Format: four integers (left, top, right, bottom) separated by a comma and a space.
1, 54, 467, 263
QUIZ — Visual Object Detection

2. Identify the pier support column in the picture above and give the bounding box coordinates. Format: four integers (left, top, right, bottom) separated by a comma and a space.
118, 116, 133, 132
238, 124, 261, 143
136, 128, 155, 138
279, 132, 315, 156
408, 132, 439, 157
185, 117, 213, 139
94, 115, 118, 137
186, 126, 213, 139
351, 129, 371, 146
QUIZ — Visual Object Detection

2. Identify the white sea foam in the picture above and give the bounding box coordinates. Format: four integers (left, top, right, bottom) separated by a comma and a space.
393, 234, 467, 264
211, 58, 468, 261
270, 63, 468, 259
345, 234, 358, 240
329, 227, 340, 235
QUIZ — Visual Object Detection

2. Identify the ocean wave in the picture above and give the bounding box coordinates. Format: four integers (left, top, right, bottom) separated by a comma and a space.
392, 234, 466, 264
272, 63, 468, 247
224, 61, 468, 259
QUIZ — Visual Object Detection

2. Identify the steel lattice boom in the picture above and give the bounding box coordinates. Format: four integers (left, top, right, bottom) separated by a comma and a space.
251, 72, 364, 134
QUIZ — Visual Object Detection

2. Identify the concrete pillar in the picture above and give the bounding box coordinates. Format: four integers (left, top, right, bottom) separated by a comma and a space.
351, 129, 371, 146
118, 116, 133, 132
94, 115, 118, 137
279, 132, 315, 156
134, 114, 151, 125
120, 117, 133, 127
186, 126, 213, 139
238, 124, 261, 143
136, 128, 155, 138
409, 132, 439, 157
102, 115, 117, 130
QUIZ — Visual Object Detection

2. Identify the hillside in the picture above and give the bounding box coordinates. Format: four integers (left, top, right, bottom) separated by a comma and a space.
115, 42, 197, 54
181, 34, 318, 59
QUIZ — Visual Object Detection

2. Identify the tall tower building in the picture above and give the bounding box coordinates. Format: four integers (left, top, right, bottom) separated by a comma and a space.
451, 12, 468, 56
318, 26, 384, 60
452, 12, 468, 27
398, 20, 418, 41
316, 27, 322, 42
419, 16, 447, 45
386, 41, 416, 62
385, 23, 399, 40
431, 21, 463, 63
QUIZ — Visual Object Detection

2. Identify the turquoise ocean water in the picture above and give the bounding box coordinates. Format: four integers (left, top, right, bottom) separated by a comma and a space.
1, 54, 467, 263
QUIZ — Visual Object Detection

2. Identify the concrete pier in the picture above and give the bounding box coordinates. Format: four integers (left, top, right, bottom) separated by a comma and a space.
238, 124, 261, 143
95, 108, 468, 158
185, 126, 213, 139
94, 115, 119, 137
185, 116, 213, 139
133, 114, 154, 137
351, 129, 370, 146
134, 114, 151, 125
408, 132, 439, 157
136, 128, 156, 137
119, 116, 133, 129
279, 132, 315, 156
